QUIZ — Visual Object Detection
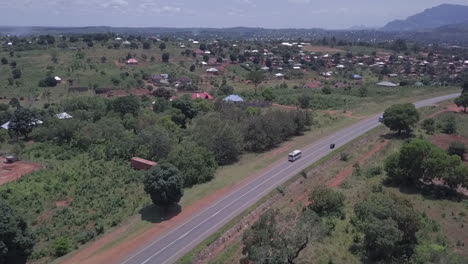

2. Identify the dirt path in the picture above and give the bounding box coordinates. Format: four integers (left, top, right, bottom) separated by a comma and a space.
428, 104, 463, 119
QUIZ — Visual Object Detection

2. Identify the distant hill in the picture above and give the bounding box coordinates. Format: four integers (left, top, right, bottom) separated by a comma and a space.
381, 4, 468, 31
433, 22, 468, 34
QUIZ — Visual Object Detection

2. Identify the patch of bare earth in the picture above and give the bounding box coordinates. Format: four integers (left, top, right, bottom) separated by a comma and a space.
428, 104, 464, 119
0, 158, 43, 186
430, 134, 468, 162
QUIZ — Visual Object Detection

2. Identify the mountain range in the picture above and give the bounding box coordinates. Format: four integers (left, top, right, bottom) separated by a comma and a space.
381, 4, 468, 31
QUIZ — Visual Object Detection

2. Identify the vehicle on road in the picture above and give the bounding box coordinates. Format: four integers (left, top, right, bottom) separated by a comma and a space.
378, 115, 384, 123
330, 144, 336, 149
288, 150, 302, 162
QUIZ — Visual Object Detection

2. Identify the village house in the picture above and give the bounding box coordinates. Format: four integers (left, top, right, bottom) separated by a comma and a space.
126, 58, 138, 65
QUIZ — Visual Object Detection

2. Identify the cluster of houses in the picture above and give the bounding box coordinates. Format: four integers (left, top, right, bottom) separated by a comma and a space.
171, 39, 468, 87
1, 112, 72, 130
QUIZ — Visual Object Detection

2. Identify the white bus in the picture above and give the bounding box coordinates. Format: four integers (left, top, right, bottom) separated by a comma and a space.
288, 150, 302, 162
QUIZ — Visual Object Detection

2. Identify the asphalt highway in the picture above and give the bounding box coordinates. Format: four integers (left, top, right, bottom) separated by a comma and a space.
121, 93, 460, 264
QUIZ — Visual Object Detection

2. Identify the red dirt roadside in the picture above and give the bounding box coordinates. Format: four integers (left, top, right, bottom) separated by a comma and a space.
326, 140, 389, 188
428, 104, 463, 118
62, 157, 288, 264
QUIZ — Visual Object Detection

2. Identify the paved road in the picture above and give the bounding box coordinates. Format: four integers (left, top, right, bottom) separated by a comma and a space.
121, 93, 460, 264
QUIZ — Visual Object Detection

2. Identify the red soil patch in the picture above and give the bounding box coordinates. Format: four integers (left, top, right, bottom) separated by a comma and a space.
326, 140, 389, 188
430, 134, 468, 161
37, 209, 54, 225
55, 197, 74, 208
63, 157, 288, 264
428, 104, 464, 119
0, 158, 42, 186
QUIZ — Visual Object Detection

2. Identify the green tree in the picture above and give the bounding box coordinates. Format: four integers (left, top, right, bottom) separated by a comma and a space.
112, 95, 141, 117
448, 142, 466, 160
167, 140, 218, 187
162, 53, 170, 63
53, 237, 72, 257
203, 54, 209, 62
100, 56, 107, 63
172, 100, 198, 120
192, 113, 243, 165
421, 118, 436, 135
383, 103, 420, 135
38, 76, 58, 87
143, 41, 151, 49
0, 103, 9, 111
9, 98, 20, 109
309, 188, 345, 217
1, 57, 8, 65
454, 93, 468, 113
0, 199, 35, 263
136, 126, 172, 161
11, 69, 22, 79
262, 88, 275, 102
242, 209, 324, 264
247, 70, 265, 95
354, 193, 421, 262
441, 116, 457, 134
219, 85, 234, 95
298, 95, 311, 109
384, 138, 466, 189
462, 80, 468, 94
358, 86, 368, 97
189, 64, 196, 72
321, 86, 332, 95
8, 108, 38, 139
143, 163, 184, 207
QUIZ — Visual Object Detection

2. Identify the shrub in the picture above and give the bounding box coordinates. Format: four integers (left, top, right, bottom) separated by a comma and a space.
340, 152, 350, 161
448, 142, 466, 160
53, 237, 72, 257
309, 188, 345, 217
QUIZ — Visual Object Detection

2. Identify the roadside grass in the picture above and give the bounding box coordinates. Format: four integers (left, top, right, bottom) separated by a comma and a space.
436, 111, 468, 138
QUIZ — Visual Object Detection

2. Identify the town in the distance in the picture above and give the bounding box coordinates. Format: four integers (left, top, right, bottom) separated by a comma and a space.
1, 2, 468, 264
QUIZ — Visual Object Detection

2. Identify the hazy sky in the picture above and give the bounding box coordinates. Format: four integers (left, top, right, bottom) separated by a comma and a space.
1, 0, 468, 29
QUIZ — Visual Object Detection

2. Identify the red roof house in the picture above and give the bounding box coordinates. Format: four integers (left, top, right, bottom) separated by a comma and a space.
191, 92, 214, 100
306, 81, 323, 88
131, 157, 157, 170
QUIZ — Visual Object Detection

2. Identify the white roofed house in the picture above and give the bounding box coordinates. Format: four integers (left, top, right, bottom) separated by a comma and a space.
275, 73, 284, 78
55, 112, 73, 120
377, 81, 398, 87
206, 68, 219, 75
54, 76, 62, 83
